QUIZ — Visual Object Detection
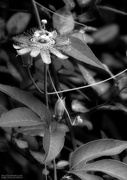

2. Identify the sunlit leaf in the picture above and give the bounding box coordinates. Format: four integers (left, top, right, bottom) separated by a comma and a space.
6, 12, 31, 34
0, 107, 43, 127
71, 99, 88, 113
70, 139, 127, 168
56, 160, 69, 168
14, 138, 28, 149
43, 128, 65, 163
71, 160, 127, 180
76, 0, 93, 7
65, 36, 105, 70
0, 84, 51, 125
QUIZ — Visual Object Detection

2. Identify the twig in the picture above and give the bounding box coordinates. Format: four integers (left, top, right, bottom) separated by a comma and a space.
44, 64, 49, 108
48, 68, 127, 94
98, 5, 127, 15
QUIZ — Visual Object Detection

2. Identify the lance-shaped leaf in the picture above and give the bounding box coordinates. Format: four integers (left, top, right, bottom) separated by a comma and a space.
65, 36, 105, 70
71, 159, 127, 180
0, 84, 51, 125
0, 107, 43, 127
70, 139, 127, 169
43, 128, 65, 163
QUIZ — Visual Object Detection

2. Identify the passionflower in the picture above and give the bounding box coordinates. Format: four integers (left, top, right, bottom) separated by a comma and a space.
13, 22, 71, 64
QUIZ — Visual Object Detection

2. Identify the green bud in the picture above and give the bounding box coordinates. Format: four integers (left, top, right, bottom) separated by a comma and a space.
54, 98, 65, 120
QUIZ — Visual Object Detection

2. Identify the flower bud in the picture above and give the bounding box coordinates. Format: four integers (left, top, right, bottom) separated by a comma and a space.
21, 54, 33, 68
54, 98, 65, 120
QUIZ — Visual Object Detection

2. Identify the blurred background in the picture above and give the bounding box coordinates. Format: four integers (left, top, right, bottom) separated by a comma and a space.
0, 0, 127, 179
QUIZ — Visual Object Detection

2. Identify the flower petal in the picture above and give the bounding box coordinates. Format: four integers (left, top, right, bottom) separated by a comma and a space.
30, 50, 40, 57
40, 50, 51, 64
13, 44, 21, 49
50, 48, 68, 59
17, 48, 31, 55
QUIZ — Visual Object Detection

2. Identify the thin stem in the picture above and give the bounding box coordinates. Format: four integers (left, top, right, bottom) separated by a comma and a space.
98, 5, 127, 15
31, 0, 48, 108
48, 69, 72, 124
31, 0, 42, 30
48, 70, 77, 150
65, 113, 77, 150
27, 67, 44, 94
50, 63, 62, 94
47, 68, 127, 94
44, 64, 49, 108
44, 164, 48, 180
53, 159, 57, 180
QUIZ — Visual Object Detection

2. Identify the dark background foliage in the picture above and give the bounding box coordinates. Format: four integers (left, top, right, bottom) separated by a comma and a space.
0, 0, 127, 180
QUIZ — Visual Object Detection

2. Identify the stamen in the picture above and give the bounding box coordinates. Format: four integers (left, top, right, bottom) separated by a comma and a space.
41, 19, 47, 29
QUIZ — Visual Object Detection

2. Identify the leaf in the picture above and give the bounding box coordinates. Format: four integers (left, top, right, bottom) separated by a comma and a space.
24, 135, 39, 151
16, 124, 46, 137
14, 138, 28, 149
78, 64, 103, 95
114, 102, 127, 112
0, 104, 8, 118
63, 0, 75, 10
52, 6, 75, 35
71, 32, 94, 44
56, 160, 69, 168
65, 36, 105, 70
43, 128, 65, 163
92, 24, 119, 44
30, 151, 45, 164
71, 99, 88, 113
6, 12, 31, 34
0, 84, 51, 125
76, 0, 94, 7
72, 160, 127, 180
70, 139, 127, 169
51, 122, 69, 133
71, 171, 103, 180
0, 107, 43, 127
